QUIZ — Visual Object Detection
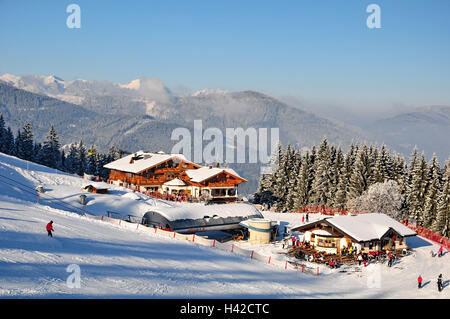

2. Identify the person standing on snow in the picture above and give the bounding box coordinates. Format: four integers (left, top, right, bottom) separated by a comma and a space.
46, 221, 54, 237
437, 274, 443, 292
418, 275, 423, 289
302, 215, 305, 223
438, 246, 444, 257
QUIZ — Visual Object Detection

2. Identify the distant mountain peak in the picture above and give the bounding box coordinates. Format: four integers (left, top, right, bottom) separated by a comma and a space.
0, 73, 21, 85
192, 88, 229, 97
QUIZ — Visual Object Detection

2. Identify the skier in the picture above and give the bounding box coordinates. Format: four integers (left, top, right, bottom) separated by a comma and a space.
388, 253, 393, 267
437, 274, 443, 292
292, 236, 296, 247
306, 213, 309, 223
418, 275, 423, 289
302, 215, 305, 223
46, 221, 54, 237
438, 246, 444, 257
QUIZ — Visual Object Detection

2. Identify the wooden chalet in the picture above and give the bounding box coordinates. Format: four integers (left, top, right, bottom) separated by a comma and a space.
104, 151, 247, 202
81, 183, 109, 194
291, 214, 417, 255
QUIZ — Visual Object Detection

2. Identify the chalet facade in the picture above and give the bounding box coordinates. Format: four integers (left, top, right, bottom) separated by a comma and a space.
291, 214, 417, 254
104, 151, 247, 202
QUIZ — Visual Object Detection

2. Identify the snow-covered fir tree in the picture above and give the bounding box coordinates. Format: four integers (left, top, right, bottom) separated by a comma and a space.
423, 155, 442, 228
39, 125, 61, 169
85, 145, 98, 175
64, 143, 79, 174
0, 114, 5, 152
77, 140, 87, 176
15, 123, 34, 161
431, 160, 449, 237
293, 152, 310, 209
347, 145, 370, 201
2, 127, 14, 155
408, 152, 428, 225
348, 180, 403, 219
310, 138, 332, 206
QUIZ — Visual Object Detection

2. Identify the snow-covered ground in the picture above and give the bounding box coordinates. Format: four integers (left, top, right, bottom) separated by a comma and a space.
0, 153, 449, 298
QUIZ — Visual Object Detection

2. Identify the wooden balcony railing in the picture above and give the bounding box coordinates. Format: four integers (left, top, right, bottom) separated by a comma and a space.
207, 182, 237, 187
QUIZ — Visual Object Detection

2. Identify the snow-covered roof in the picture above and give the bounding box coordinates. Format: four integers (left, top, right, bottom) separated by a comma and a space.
312, 229, 333, 236
82, 182, 109, 190
185, 167, 246, 183
149, 203, 262, 221
163, 178, 186, 186
327, 214, 416, 241
293, 213, 416, 242
121, 192, 142, 200
104, 151, 196, 174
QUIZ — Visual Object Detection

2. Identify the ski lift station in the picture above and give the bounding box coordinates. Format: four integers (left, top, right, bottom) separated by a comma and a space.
142, 203, 266, 235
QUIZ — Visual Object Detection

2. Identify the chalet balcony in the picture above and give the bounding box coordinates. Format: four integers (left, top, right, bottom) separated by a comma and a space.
155, 167, 180, 173
207, 182, 237, 188
123, 176, 166, 186
210, 188, 237, 197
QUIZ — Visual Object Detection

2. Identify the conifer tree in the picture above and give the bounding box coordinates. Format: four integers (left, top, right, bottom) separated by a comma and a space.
423, 155, 442, 228
65, 143, 79, 174
0, 114, 5, 153
431, 160, 449, 237
20, 123, 34, 160
310, 138, 331, 206
348, 145, 370, 200
306, 146, 317, 205
272, 144, 291, 211
77, 140, 87, 176
3, 127, 15, 155
40, 125, 61, 169
408, 152, 428, 225
86, 145, 98, 175
294, 152, 309, 209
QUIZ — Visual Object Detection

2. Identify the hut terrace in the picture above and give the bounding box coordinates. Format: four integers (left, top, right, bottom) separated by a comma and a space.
104, 151, 247, 203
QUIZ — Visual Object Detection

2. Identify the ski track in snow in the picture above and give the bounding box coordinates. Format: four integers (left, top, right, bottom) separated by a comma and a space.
0, 152, 449, 298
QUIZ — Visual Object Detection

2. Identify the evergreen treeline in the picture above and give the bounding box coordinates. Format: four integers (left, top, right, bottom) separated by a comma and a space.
255, 138, 449, 238
0, 115, 123, 179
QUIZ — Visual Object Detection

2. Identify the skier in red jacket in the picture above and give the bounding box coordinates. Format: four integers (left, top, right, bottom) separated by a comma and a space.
46, 221, 54, 237
418, 275, 423, 289
438, 246, 443, 257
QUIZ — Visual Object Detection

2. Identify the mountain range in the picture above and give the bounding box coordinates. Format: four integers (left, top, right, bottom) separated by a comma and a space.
0, 73, 449, 193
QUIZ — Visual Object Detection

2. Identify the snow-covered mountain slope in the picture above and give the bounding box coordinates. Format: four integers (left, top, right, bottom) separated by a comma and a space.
367, 105, 450, 162
0, 153, 449, 298
0, 73, 369, 149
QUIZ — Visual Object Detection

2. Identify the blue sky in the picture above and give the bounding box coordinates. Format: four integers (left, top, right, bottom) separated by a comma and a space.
0, 0, 449, 109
